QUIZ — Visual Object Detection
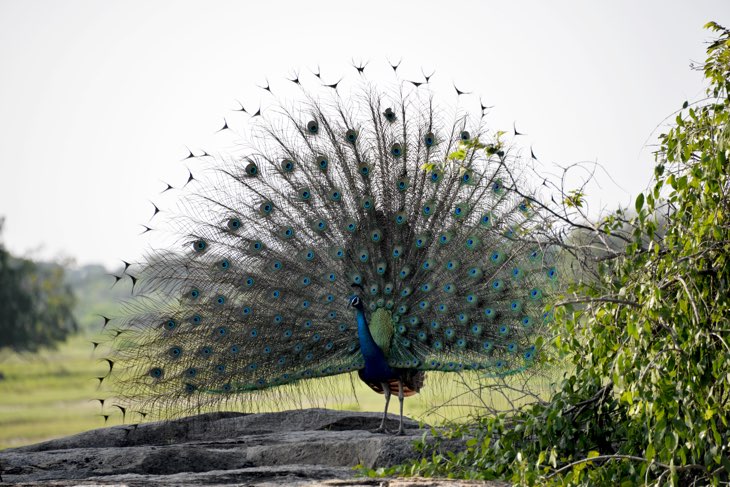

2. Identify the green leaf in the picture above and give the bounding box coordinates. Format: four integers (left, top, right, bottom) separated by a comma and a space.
646, 443, 655, 462
621, 390, 633, 404
537, 450, 546, 467
635, 193, 645, 213
549, 448, 557, 468
448, 149, 466, 161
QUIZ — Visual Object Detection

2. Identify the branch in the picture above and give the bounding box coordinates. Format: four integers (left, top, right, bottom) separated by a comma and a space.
545, 454, 706, 480
564, 383, 613, 418
555, 297, 641, 308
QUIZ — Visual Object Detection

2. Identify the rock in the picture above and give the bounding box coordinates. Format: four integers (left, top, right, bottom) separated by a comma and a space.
0, 409, 502, 486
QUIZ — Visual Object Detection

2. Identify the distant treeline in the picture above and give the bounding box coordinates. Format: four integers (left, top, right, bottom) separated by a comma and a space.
0, 219, 129, 352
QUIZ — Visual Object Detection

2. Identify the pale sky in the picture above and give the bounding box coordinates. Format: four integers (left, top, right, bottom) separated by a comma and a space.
0, 1, 728, 269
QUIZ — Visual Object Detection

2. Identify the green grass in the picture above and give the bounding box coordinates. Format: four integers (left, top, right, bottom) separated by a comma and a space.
0, 333, 558, 450
0, 334, 109, 449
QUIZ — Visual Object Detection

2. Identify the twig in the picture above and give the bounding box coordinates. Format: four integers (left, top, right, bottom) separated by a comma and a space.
676, 275, 700, 324
545, 454, 706, 480
555, 297, 641, 308
564, 383, 613, 417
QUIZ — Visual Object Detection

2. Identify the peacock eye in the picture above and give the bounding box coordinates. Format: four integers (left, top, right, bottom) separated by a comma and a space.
245, 161, 258, 176
193, 239, 207, 252
227, 218, 241, 230
424, 132, 435, 147
259, 201, 274, 216
299, 188, 311, 201
306, 120, 319, 134
383, 108, 396, 122
316, 156, 328, 171
281, 159, 295, 173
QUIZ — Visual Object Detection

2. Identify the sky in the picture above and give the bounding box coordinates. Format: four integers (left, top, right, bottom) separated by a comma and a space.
0, 0, 728, 269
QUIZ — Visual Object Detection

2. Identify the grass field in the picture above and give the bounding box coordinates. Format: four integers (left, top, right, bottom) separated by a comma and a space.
0, 335, 109, 449
0, 333, 558, 450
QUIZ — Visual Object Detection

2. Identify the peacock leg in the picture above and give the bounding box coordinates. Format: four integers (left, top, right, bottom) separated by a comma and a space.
374, 382, 391, 433
395, 380, 405, 435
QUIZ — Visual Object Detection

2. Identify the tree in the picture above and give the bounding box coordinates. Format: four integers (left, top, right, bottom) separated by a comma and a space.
380, 22, 730, 486
0, 218, 78, 352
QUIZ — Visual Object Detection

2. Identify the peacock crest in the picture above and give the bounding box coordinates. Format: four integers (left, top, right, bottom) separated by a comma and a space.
103, 62, 562, 432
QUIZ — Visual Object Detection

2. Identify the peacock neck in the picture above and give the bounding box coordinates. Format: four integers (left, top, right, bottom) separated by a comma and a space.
355, 308, 388, 365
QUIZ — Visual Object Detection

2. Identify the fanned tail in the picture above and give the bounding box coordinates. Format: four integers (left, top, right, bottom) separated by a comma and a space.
101, 66, 562, 418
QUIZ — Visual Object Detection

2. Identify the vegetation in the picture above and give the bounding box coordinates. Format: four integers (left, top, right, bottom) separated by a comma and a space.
0, 235, 129, 448
0, 335, 109, 449
2, 22, 728, 487
0, 220, 77, 352
374, 22, 730, 486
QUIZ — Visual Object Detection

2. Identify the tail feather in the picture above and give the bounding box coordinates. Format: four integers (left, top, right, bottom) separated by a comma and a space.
105, 66, 561, 416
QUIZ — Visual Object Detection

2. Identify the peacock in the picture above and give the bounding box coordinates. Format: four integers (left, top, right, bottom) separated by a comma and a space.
103, 63, 561, 435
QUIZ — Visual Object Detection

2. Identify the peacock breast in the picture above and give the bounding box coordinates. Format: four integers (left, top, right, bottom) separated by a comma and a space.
367, 307, 395, 355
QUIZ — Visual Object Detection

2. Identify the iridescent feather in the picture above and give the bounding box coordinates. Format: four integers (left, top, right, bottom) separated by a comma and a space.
104, 65, 561, 432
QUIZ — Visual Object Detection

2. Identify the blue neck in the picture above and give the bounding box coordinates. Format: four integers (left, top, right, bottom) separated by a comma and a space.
356, 308, 380, 359
355, 308, 394, 380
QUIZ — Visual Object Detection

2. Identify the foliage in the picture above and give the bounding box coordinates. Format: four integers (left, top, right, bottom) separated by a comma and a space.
0, 219, 78, 352
375, 22, 730, 485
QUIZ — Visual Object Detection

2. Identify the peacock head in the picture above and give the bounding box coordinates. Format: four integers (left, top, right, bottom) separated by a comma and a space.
350, 283, 366, 311
348, 294, 364, 311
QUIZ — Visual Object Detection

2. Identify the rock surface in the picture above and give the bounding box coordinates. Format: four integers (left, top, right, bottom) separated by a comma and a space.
0, 408, 506, 486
